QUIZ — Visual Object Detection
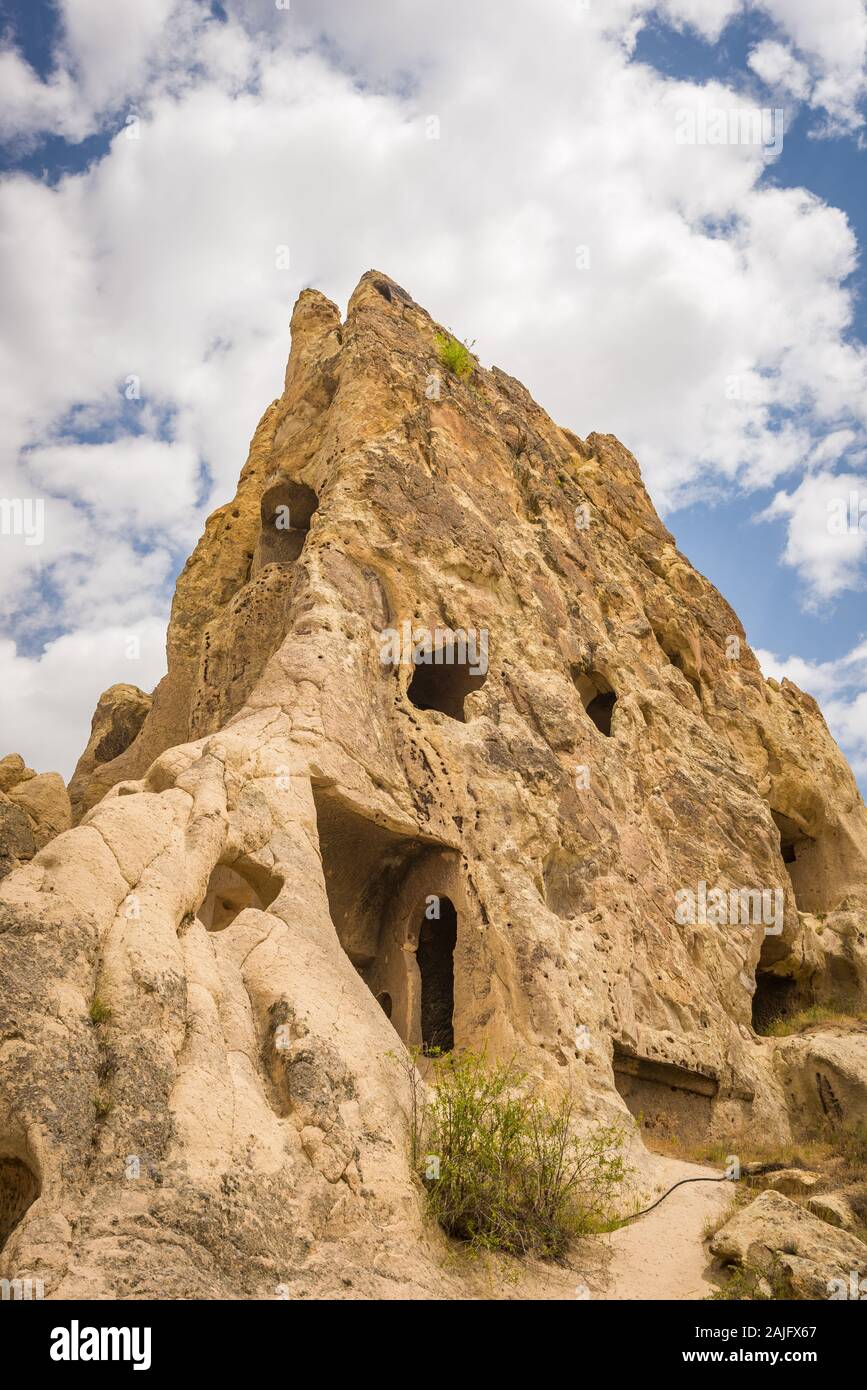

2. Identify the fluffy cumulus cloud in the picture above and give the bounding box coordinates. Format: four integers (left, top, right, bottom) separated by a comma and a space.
0, 621, 168, 778
753, 0, 867, 132
760, 469, 867, 602
747, 40, 813, 102
1, 0, 867, 777
648, 0, 867, 130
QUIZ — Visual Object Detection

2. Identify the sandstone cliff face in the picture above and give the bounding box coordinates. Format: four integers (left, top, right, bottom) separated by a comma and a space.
1, 272, 865, 1298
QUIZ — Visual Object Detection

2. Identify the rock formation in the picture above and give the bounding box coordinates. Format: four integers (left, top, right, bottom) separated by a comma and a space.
68, 683, 151, 823
0, 754, 70, 879
1, 271, 865, 1298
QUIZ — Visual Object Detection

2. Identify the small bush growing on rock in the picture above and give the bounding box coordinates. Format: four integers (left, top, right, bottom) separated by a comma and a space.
709, 1260, 789, 1301
89, 996, 112, 1025
435, 331, 475, 381
417, 1050, 629, 1258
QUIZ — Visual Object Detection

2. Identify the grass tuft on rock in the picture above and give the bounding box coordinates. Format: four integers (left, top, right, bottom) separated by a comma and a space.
435, 331, 475, 381
89, 996, 112, 1025
762, 1001, 866, 1037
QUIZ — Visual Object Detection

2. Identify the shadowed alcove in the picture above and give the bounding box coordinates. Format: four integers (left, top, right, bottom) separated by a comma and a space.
0, 1146, 39, 1256
407, 636, 487, 721
571, 667, 617, 736
312, 787, 462, 1051
650, 623, 703, 702
196, 860, 282, 931
770, 810, 819, 914
612, 1046, 718, 1144
751, 968, 799, 1033
417, 899, 457, 1053
253, 479, 319, 572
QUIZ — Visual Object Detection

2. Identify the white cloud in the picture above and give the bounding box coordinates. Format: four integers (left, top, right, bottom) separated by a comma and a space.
27, 437, 202, 542
747, 40, 812, 101
0, 621, 167, 779
759, 471, 867, 601
0, 48, 82, 142
648, 0, 867, 131
757, 0, 867, 131
58, 0, 180, 112
0, 0, 866, 777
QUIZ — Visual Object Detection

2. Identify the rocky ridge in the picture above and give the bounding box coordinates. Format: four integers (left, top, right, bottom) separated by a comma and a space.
1, 271, 865, 1299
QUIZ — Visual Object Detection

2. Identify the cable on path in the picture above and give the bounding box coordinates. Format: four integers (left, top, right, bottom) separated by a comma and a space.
622, 1162, 786, 1223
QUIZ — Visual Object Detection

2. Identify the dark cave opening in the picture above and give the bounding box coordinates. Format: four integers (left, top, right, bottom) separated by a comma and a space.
770, 809, 821, 913
751, 970, 799, 1034
773, 810, 802, 866
311, 788, 463, 1051
407, 640, 487, 721
254, 479, 319, 570
572, 667, 618, 737
0, 1155, 39, 1256
417, 898, 457, 1054
585, 690, 617, 736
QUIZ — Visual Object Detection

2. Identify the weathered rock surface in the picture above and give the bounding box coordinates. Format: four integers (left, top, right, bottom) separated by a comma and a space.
773, 1025, 867, 1131
68, 683, 152, 823
807, 1190, 861, 1231
0, 759, 70, 878
711, 1190, 867, 1299
0, 753, 33, 793
1, 270, 866, 1299
762, 1168, 822, 1197
0, 794, 35, 879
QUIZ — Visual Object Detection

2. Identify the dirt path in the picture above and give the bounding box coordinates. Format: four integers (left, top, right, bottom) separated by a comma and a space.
597, 1154, 735, 1300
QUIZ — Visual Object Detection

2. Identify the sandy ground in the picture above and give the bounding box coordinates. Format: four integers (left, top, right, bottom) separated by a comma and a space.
451, 1153, 738, 1300
595, 1155, 736, 1300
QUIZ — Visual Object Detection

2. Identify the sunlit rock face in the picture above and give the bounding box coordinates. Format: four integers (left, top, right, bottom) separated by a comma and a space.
1, 271, 865, 1299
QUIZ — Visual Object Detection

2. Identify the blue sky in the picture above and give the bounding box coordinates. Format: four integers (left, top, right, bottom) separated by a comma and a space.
635, 11, 867, 669
1, 0, 866, 788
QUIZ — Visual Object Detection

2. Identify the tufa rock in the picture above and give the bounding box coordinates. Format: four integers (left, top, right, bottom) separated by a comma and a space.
0, 757, 70, 878
762, 1168, 822, 1197
0, 753, 33, 793
0, 270, 866, 1298
68, 683, 152, 822
710, 1190, 867, 1299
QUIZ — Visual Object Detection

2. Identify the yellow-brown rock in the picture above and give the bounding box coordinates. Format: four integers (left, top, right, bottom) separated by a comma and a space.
0, 757, 70, 877
68, 683, 151, 822
0, 271, 865, 1299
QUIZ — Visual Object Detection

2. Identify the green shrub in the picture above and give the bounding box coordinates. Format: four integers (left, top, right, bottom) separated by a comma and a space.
89, 996, 112, 1025
709, 1262, 789, 1300
417, 1051, 629, 1258
434, 331, 475, 381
